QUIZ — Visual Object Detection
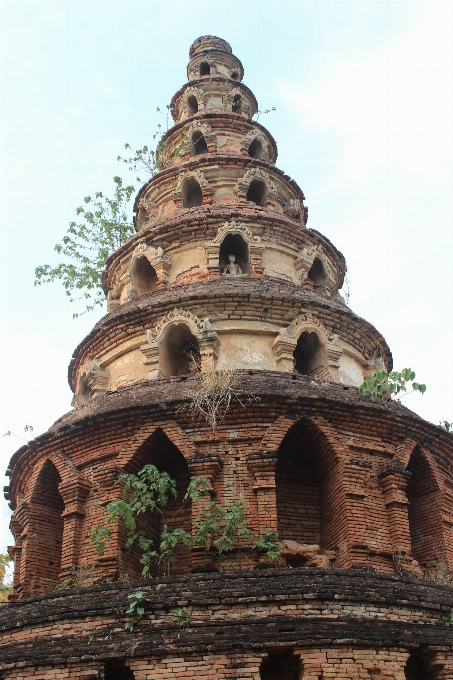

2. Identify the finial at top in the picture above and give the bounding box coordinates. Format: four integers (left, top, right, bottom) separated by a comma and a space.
189, 36, 232, 59
187, 35, 244, 83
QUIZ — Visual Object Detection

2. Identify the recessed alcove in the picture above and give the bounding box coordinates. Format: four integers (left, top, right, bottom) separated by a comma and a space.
30, 460, 65, 591
232, 94, 242, 113
123, 427, 192, 577
200, 61, 210, 76
307, 257, 327, 289
191, 130, 208, 156
219, 233, 249, 274
182, 177, 203, 207
260, 650, 301, 680
159, 323, 201, 377
104, 659, 135, 680
293, 331, 327, 378
275, 419, 340, 560
404, 650, 428, 680
130, 256, 158, 296
187, 95, 199, 115
407, 447, 444, 569
248, 137, 263, 159
246, 179, 266, 206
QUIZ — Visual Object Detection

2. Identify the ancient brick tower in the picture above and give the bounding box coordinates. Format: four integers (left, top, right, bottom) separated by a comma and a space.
2, 36, 452, 680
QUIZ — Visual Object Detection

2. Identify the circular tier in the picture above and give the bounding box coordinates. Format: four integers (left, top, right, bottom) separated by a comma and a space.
69, 278, 390, 404
5, 373, 453, 598
1, 569, 452, 676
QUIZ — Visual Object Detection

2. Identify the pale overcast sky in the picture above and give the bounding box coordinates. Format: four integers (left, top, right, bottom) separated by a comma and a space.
1, 1, 452, 552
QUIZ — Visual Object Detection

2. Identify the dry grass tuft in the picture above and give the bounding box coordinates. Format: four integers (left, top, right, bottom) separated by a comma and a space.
177, 360, 259, 430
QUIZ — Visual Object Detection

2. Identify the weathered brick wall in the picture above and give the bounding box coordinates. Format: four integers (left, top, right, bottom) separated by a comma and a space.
5, 373, 453, 597
0, 570, 452, 677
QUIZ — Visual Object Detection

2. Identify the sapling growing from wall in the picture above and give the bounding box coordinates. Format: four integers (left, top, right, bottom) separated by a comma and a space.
91, 464, 280, 577
359, 368, 426, 405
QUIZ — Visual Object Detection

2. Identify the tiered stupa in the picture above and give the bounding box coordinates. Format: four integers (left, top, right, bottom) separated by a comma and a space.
2, 36, 452, 679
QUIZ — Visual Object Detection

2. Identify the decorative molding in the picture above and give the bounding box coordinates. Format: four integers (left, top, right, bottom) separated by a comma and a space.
173, 169, 213, 206
204, 219, 264, 273
180, 86, 205, 118
272, 312, 343, 378
140, 308, 220, 379
283, 198, 301, 220
241, 129, 273, 163
233, 167, 279, 208
295, 244, 335, 290
75, 360, 110, 407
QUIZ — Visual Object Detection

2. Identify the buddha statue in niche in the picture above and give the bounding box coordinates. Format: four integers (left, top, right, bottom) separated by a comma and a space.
223, 254, 242, 276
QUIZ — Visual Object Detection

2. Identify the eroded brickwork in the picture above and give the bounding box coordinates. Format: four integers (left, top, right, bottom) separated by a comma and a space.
4, 35, 453, 678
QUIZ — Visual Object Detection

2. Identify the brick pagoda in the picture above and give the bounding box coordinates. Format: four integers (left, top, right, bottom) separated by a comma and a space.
2, 36, 452, 679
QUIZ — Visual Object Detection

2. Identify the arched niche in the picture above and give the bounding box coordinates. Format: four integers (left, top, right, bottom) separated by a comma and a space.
407, 447, 444, 569
293, 330, 328, 379
219, 232, 249, 274
123, 428, 192, 577
182, 177, 203, 208
275, 419, 338, 563
246, 178, 266, 206
232, 93, 242, 113
29, 460, 65, 591
248, 137, 263, 159
187, 95, 199, 115
159, 322, 201, 378
260, 650, 301, 680
191, 130, 208, 156
307, 257, 327, 289
130, 256, 158, 296
199, 61, 210, 76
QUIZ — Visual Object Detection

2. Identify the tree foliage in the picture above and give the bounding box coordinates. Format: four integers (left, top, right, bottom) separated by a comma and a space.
0, 554, 12, 603
359, 368, 426, 405
34, 176, 135, 317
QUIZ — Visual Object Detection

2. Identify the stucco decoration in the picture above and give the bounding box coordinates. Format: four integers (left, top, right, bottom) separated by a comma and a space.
234, 167, 279, 209
179, 86, 205, 118
136, 197, 158, 230
187, 57, 216, 81
204, 219, 264, 275
241, 129, 273, 163
140, 308, 220, 379
173, 169, 214, 207
295, 245, 336, 293
272, 312, 343, 379
229, 87, 251, 118
74, 360, 110, 408
127, 242, 172, 295
186, 120, 216, 151
283, 198, 302, 221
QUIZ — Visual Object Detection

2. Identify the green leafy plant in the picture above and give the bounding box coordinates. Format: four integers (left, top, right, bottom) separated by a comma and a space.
91, 464, 280, 578
439, 420, 452, 433
192, 500, 280, 569
170, 606, 191, 629
34, 176, 135, 317
252, 529, 281, 562
359, 368, 426, 405
0, 554, 12, 603
91, 465, 210, 577
442, 611, 453, 626
125, 590, 150, 632
3, 425, 34, 441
